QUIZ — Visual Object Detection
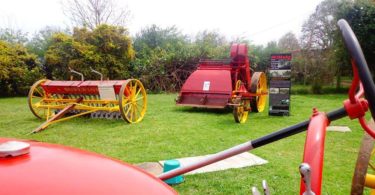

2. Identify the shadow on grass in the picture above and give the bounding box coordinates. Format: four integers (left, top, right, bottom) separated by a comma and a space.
173, 107, 232, 115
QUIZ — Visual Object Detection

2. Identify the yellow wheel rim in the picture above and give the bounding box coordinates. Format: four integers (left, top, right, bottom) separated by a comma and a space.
233, 80, 249, 123
28, 79, 53, 119
119, 79, 147, 123
250, 72, 268, 112
235, 80, 242, 92
256, 73, 267, 112
233, 100, 249, 123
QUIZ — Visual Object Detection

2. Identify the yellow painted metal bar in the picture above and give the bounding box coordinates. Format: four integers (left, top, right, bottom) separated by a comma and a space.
34, 102, 121, 112
47, 110, 98, 125
46, 106, 51, 120
365, 174, 375, 189
31, 98, 83, 134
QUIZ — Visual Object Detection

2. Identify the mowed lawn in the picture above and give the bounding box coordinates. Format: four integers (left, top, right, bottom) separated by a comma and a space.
0, 94, 370, 194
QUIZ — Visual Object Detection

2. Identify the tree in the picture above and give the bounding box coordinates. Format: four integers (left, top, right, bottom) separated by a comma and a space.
27, 26, 64, 60
0, 28, 28, 45
45, 24, 134, 80
300, 0, 346, 91
278, 32, 300, 52
0, 40, 42, 96
132, 25, 196, 92
62, 0, 131, 30
252, 41, 282, 72
301, 0, 341, 50
132, 26, 234, 92
300, 0, 374, 91
335, 0, 375, 76
194, 30, 229, 59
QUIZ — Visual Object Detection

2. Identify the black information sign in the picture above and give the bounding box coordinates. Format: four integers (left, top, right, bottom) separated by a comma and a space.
268, 53, 292, 116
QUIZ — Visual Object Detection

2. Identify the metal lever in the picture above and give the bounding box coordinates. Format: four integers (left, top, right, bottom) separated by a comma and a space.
251, 180, 270, 195
262, 180, 270, 195
69, 67, 84, 81
299, 163, 315, 195
90, 67, 103, 81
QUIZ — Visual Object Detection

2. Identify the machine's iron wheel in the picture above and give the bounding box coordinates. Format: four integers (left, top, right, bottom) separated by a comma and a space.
233, 99, 249, 123
28, 79, 52, 119
233, 80, 249, 123
250, 72, 267, 112
119, 79, 147, 123
352, 119, 375, 194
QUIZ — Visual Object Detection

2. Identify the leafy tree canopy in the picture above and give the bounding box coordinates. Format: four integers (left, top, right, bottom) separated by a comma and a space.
45, 24, 134, 80
0, 40, 42, 96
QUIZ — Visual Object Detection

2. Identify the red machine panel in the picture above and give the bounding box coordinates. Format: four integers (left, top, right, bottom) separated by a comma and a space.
0, 138, 176, 195
177, 69, 232, 108
42, 80, 127, 95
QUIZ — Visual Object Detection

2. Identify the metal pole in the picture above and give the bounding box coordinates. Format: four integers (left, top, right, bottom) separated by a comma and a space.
158, 107, 347, 180
90, 67, 103, 81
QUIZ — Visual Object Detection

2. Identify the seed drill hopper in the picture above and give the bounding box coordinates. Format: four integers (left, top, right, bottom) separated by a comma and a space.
176, 44, 268, 123
28, 68, 147, 133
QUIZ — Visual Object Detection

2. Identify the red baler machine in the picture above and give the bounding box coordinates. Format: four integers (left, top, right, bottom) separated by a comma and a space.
176, 44, 268, 123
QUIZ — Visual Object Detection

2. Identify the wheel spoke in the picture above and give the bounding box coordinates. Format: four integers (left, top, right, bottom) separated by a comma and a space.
129, 81, 133, 96
122, 101, 132, 107
132, 82, 138, 95
129, 106, 134, 121
135, 88, 142, 99
135, 96, 144, 102
125, 105, 132, 116
35, 88, 44, 97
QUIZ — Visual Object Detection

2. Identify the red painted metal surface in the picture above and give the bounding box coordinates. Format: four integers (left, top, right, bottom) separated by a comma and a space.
343, 59, 375, 139
177, 69, 233, 108
177, 43, 253, 108
0, 138, 176, 195
300, 110, 329, 195
42, 80, 127, 95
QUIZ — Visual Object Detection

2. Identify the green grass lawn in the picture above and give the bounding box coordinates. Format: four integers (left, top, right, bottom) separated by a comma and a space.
0, 94, 370, 194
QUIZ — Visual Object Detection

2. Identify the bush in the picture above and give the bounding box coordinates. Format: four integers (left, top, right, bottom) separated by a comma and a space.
45, 25, 134, 80
0, 41, 43, 96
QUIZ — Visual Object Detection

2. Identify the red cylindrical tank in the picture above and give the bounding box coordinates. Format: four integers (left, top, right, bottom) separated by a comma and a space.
0, 138, 176, 195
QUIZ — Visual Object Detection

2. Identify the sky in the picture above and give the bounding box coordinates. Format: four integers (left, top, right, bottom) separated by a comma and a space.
0, 0, 324, 45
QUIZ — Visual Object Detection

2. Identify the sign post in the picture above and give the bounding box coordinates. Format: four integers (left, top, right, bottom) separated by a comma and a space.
268, 53, 292, 116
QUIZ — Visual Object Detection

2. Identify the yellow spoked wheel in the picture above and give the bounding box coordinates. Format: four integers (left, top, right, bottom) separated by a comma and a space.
119, 79, 147, 123
250, 72, 267, 112
352, 119, 375, 194
233, 80, 249, 123
28, 79, 52, 119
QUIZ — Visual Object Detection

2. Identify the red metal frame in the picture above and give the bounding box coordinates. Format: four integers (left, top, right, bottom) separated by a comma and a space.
300, 109, 329, 195
344, 60, 375, 138
299, 59, 373, 195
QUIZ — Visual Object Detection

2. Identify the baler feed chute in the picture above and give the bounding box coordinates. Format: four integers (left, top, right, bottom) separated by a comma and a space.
28, 69, 147, 133
176, 43, 268, 123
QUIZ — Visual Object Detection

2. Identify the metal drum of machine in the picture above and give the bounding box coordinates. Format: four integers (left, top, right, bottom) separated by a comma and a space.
0, 138, 176, 195
176, 44, 268, 123
28, 68, 147, 133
